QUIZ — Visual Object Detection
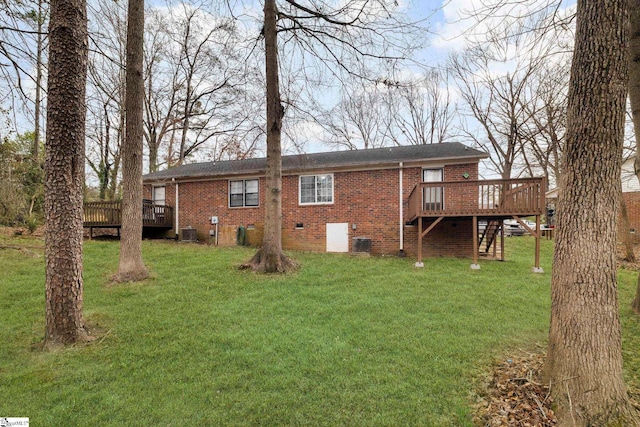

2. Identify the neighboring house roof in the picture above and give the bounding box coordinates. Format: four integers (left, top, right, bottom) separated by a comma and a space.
548, 157, 640, 196
144, 142, 488, 182
622, 156, 640, 193
545, 188, 559, 199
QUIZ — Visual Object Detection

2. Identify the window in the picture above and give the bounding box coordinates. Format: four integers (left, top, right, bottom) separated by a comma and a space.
229, 179, 259, 207
152, 186, 165, 205
299, 174, 333, 205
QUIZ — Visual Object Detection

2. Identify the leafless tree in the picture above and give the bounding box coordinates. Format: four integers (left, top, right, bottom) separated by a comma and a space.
241, 0, 296, 273
517, 60, 568, 188
448, 1, 573, 181
143, 1, 263, 171
391, 70, 454, 145
113, 0, 148, 282
450, 47, 536, 179
0, 0, 48, 157
450, 8, 574, 179
240, 0, 424, 272
143, 8, 178, 173
85, 0, 264, 187
322, 80, 395, 150
86, 0, 127, 200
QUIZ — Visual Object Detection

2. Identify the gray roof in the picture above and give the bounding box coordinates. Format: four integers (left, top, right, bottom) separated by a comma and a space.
143, 142, 487, 182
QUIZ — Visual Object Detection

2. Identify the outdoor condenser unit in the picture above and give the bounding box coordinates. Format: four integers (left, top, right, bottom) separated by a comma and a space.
352, 237, 372, 254
181, 227, 197, 242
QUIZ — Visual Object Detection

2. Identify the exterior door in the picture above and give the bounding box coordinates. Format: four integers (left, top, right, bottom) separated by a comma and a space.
326, 223, 349, 252
423, 168, 443, 211
151, 186, 166, 222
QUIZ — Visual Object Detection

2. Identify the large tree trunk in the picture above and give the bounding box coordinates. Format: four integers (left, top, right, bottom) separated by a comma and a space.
544, 0, 640, 425
241, 0, 295, 273
114, 0, 148, 282
629, 0, 640, 312
44, 0, 89, 345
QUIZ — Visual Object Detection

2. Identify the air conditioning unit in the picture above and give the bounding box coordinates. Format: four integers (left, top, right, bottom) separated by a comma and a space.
181, 227, 197, 242
352, 237, 372, 254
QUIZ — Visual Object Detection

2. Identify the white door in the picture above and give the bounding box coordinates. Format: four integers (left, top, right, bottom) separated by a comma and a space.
326, 223, 349, 252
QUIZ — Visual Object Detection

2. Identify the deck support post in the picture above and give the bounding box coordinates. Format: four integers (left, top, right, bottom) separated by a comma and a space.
492, 226, 497, 258
533, 214, 543, 273
471, 216, 480, 270
415, 216, 446, 268
415, 216, 424, 267
500, 221, 505, 261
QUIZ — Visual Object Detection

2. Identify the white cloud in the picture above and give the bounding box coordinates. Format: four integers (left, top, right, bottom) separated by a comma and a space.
432, 0, 576, 52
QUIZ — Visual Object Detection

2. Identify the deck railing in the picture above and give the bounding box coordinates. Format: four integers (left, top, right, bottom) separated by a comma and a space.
407, 178, 545, 220
83, 200, 174, 228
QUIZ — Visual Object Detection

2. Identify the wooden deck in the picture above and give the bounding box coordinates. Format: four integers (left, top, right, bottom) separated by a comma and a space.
407, 177, 546, 270
83, 201, 174, 229
407, 178, 545, 220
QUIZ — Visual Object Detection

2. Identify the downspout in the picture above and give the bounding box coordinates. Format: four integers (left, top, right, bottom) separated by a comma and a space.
399, 162, 405, 256
173, 178, 179, 240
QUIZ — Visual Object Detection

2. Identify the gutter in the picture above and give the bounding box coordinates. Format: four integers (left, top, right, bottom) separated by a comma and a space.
173, 178, 179, 240
399, 162, 404, 255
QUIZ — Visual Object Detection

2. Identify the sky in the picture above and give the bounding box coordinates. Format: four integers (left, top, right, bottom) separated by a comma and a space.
2, 0, 579, 183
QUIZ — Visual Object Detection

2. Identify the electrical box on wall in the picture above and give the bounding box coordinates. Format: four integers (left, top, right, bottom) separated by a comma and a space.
210, 216, 219, 224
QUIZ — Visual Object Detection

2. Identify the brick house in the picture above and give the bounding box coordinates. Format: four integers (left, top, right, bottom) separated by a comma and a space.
549, 157, 640, 241
140, 142, 546, 268
622, 156, 640, 237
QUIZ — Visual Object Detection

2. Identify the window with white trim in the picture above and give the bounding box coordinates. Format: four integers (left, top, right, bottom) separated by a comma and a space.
152, 186, 165, 205
299, 174, 333, 205
229, 179, 259, 208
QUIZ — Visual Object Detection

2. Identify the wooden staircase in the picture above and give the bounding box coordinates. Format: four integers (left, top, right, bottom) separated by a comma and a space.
478, 220, 501, 253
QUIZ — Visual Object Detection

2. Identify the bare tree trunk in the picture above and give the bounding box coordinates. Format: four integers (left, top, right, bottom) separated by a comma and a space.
148, 141, 158, 173
33, 0, 44, 163
178, 75, 192, 165
620, 183, 636, 262
629, 0, 640, 313
99, 103, 111, 200
544, 0, 640, 424
44, 0, 89, 346
114, 0, 148, 282
107, 145, 121, 200
632, 274, 640, 314
241, 0, 295, 273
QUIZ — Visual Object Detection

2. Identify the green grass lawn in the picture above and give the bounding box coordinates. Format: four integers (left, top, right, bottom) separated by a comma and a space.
1, 235, 639, 426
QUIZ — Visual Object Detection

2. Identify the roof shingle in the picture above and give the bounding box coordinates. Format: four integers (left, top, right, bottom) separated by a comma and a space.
143, 142, 487, 181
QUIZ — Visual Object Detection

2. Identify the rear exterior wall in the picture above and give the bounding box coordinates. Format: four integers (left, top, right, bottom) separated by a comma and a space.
144, 162, 479, 257
621, 191, 640, 242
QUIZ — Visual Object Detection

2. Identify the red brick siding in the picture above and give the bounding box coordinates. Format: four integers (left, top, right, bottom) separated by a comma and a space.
621, 191, 640, 241
403, 218, 474, 257
144, 161, 479, 257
